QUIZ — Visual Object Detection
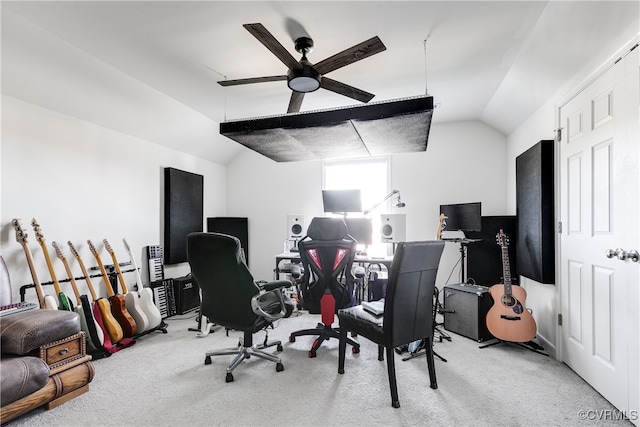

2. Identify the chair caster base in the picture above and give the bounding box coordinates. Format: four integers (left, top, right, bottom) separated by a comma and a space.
392, 401, 400, 408
204, 356, 212, 365
226, 373, 234, 383
277, 344, 283, 352
289, 336, 295, 343
276, 362, 284, 372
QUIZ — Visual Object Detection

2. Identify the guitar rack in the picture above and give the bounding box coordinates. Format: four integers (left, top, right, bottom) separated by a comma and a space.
19, 264, 169, 336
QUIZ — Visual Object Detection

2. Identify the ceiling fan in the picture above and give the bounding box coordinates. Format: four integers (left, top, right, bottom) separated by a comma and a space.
218, 23, 387, 113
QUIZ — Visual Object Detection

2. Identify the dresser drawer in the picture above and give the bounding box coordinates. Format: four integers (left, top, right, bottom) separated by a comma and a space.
36, 332, 86, 370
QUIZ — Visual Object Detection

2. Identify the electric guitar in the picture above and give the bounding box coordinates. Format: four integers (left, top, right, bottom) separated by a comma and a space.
123, 238, 163, 330
52, 241, 104, 351
88, 239, 137, 337
11, 218, 57, 309
31, 219, 72, 311
485, 230, 537, 343
68, 241, 124, 344
103, 239, 149, 333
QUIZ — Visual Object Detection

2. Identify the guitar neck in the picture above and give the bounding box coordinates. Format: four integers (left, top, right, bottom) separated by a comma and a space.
107, 252, 129, 294
123, 239, 145, 288
68, 243, 99, 302
89, 241, 117, 298
56, 254, 82, 305
37, 240, 64, 295
501, 244, 512, 294
20, 241, 46, 308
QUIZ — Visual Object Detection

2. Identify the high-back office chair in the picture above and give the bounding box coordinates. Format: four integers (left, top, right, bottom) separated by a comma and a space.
337, 240, 445, 408
187, 232, 293, 382
288, 217, 360, 357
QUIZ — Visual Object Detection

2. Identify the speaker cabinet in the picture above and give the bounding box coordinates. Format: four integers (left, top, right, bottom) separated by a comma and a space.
287, 214, 305, 239
172, 275, 200, 315
443, 283, 493, 342
207, 217, 249, 266
380, 214, 406, 243
516, 140, 555, 284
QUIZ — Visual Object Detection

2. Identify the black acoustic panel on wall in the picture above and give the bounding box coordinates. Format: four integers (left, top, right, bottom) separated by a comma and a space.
516, 140, 555, 284
466, 216, 517, 287
207, 217, 249, 266
164, 168, 204, 265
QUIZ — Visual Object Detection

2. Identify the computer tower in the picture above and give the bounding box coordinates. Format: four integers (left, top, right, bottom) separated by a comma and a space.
443, 283, 494, 342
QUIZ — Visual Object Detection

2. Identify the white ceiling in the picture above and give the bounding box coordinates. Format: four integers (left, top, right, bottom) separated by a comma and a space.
2, 1, 638, 164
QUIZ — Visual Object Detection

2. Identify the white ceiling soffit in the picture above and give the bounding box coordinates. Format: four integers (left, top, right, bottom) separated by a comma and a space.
2, 2, 639, 165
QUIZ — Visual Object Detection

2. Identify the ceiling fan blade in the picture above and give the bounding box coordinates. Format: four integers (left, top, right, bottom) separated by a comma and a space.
287, 91, 305, 113
320, 77, 375, 103
218, 75, 287, 86
243, 23, 302, 70
314, 36, 386, 75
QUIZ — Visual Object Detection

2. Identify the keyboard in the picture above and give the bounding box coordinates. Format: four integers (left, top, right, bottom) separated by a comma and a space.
0, 301, 38, 317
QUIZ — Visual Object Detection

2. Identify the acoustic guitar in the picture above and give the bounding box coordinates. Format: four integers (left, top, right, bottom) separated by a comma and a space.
485, 229, 537, 343
32, 219, 72, 311
123, 238, 163, 331
11, 218, 57, 309
88, 239, 137, 337
103, 239, 149, 333
52, 241, 104, 351
68, 241, 124, 344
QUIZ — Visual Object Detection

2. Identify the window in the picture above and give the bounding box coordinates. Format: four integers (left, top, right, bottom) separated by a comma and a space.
323, 157, 389, 256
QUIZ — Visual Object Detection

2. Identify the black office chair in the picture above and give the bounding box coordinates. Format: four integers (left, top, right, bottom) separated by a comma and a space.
288, 217, 360, 357
337, 240, 445, 408
187, 232, 293, 382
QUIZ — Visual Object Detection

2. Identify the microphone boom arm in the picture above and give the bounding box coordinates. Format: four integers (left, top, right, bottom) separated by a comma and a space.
363, 190, 402, 215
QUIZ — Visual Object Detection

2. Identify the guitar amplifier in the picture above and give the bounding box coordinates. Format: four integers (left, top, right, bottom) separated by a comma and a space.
443, 283, 494, 342
172, 275, 200, 315
150, 279, 176, 318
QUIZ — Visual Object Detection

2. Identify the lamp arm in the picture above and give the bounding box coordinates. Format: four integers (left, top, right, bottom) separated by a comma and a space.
363, 190, 399, 215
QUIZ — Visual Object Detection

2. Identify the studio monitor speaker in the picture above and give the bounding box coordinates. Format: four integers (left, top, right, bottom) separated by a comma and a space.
287, 214, 305, 239
380, 214, 406, 243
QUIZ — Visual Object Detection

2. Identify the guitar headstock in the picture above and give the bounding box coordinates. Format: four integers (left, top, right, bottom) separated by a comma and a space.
103, 239, 114, 255
68, 241, 80, 258
122, 238, 131, 253
11, 218, 28, 244
87, 240, 99, 257
436, 214, 448, 240
31, 218, 46, 243
52, 241, 66, 260
496, 229, 509, 247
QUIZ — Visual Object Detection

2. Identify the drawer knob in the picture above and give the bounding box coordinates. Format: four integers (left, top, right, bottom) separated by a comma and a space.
59, 348, 69, 355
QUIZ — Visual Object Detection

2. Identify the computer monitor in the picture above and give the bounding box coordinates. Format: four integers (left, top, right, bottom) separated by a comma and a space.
322, 189, 362, 214
439, 202, 482, 232
344, 217, 373, 246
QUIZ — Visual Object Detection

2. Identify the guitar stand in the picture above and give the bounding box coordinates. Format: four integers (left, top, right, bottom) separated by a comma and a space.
401, 342, 448, 363
479, 339, 549, 357
189, 310, 218, 337
133, 320, 169, 338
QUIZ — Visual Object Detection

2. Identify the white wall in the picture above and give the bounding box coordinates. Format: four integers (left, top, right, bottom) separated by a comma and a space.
227, 120, 509, 285
1, 95, 227, 301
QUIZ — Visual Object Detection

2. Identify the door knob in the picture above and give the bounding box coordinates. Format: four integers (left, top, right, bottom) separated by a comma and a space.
606, 248, 617, 258
628, 249, 639, 263
606, 248, 639, 262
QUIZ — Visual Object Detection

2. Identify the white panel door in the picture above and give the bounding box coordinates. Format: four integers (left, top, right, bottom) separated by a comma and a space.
559, 46, 639, 420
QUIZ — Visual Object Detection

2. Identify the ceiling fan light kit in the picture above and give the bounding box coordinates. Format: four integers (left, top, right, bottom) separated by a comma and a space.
287, 66, 321, 92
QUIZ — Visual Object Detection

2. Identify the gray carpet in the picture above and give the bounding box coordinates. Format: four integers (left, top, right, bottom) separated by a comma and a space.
8, 311, 628, 427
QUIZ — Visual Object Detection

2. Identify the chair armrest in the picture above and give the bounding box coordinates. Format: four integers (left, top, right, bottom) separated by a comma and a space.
251, 282, 290, 322
257, 280, 292, 292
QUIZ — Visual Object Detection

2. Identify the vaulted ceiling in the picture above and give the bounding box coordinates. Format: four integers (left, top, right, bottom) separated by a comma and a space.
2, 1, 638, 164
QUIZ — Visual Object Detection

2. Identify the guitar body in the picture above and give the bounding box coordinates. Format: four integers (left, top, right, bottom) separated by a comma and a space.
110, 294, 137, 337
58, 292, 72, 311
138, 288, 162, 329
486, 284, 537, 343
124, 291, 149, 332
97, 297, 124, 344
80, 295, 104, 347
44, 295, 59, 310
